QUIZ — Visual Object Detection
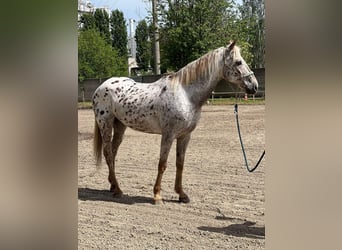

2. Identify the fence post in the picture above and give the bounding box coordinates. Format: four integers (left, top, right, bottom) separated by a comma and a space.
82, 89, 85, 103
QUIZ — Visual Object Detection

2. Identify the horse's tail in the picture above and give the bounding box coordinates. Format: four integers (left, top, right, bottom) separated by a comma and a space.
93, 120, 102, 168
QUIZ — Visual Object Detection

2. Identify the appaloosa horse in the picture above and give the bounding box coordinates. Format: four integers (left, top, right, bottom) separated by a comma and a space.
92, 41, 258, 204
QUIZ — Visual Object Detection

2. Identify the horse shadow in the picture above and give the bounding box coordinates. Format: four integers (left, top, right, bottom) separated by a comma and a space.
198, 216, 265, 239
78, 187, 180, 205
78, 187, 155, 205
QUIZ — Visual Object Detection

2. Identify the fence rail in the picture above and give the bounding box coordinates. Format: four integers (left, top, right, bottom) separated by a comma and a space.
210, 90, 265, 101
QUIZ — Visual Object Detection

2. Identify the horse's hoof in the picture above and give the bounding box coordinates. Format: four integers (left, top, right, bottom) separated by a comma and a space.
179, 195, 190, 203
154, 199, 164, 205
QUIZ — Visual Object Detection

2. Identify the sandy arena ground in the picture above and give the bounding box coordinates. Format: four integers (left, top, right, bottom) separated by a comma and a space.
78, 104, 265, 249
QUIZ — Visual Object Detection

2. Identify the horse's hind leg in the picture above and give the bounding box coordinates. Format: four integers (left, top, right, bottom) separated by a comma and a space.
175, 134, 191, 203
109, 118, 126, 195
97, 116, 122, 197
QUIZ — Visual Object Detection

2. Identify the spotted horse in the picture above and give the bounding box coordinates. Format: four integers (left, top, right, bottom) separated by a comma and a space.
92, 41, 258, 204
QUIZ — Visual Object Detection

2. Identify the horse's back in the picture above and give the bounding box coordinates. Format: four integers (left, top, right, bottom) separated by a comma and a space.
92, 77, 165, 133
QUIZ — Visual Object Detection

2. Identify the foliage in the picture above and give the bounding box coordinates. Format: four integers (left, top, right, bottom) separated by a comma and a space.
238, 0, 265, 68
110, 9, 128, 58
135, 20, 152, 72
158, 0, 233, 71
93, 9, 111, 44
80, 13, 96, 31
78, 29, 127, 81
147, 0, 265, 72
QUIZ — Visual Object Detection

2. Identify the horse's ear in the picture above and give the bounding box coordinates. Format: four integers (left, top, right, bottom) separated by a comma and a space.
228, 40, 236, 51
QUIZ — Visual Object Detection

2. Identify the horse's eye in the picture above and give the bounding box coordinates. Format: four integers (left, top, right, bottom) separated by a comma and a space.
236, 60, 242, 66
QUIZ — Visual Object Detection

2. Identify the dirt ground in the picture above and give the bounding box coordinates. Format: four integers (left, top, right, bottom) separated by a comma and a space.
78, 104, 265, 249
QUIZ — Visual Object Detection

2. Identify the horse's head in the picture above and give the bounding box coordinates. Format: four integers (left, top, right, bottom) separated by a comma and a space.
223, 41, 258, 94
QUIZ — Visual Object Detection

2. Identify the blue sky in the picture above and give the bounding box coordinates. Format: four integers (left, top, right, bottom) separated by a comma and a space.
90, 0, 243, 23
91, 0, 150, 22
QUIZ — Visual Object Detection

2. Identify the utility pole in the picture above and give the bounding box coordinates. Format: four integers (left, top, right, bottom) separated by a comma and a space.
152, 0, 161, 75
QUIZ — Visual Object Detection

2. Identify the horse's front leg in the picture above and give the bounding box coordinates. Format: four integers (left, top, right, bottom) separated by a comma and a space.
175, 134, 191, 203
153, 133, 174, 204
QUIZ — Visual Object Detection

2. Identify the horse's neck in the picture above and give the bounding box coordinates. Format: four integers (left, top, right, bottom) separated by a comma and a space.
182, 49, 225, 107
185, 72, 223, 107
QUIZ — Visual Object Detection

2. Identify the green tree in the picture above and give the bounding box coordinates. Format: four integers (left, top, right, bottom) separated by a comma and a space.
149, 0, 265, 72
79, 13, 96, 31
222, 5, 255, 66
239, 0, 265, 68
135, 20, 152, 72
110, 9, 128, 58
78, 29, 127, 81
94, 9, 111, 44
158, 0, 233, 71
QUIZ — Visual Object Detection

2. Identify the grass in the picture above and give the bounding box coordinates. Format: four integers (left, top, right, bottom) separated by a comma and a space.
207, 97, 265, 105
78, 102, 93, 109
78, 98, 265, 109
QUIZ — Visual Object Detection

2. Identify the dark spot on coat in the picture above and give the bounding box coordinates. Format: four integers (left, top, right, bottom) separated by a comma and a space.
159, 87, 167, 97
112, 80, 119, 84
100, 110, 104, 115
150, 105, 154, 110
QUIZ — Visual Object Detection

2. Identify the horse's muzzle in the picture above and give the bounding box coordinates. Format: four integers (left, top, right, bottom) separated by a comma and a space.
245, 83, 258, 95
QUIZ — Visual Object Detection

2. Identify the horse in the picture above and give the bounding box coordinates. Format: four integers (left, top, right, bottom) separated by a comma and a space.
92, 41, 258, 204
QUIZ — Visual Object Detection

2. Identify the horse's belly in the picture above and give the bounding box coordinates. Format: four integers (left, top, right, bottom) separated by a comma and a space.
129, 123, 162, 134
114, 110, 162, 134
128, 119, 162, 134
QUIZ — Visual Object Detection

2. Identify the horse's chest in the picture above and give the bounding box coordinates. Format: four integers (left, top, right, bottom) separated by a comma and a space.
163, 104, 200, 133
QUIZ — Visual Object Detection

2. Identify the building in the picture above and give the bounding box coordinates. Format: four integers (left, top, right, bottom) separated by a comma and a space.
127, 19, 138, 76
78, 0, 111, 29
78, 0, 95, 29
